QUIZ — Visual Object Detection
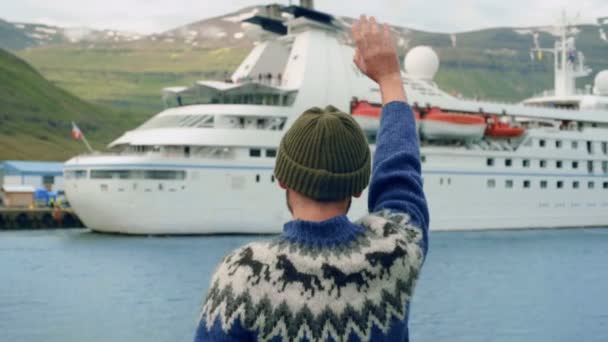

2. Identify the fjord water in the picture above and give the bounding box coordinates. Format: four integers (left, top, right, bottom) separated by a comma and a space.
1, 228, 607, 342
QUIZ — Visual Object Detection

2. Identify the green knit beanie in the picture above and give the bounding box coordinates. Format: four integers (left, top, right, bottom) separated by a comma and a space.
274, 105, 371, 201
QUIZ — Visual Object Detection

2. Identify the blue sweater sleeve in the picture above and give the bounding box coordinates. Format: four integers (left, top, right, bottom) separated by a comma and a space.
367, 101, 429, 241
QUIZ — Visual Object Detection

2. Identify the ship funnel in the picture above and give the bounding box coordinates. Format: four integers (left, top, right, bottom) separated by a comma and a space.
300, 0, 314, 9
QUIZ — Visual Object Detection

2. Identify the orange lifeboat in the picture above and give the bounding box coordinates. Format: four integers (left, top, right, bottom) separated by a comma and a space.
351, 101, 382, 119
485, 115, 525, 138
351, 100, 420, 132
351, 101, 421, 119
420, 107, 486, 141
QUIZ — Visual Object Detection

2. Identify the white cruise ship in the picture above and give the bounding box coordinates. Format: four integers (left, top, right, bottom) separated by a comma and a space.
64, 3, 608, 234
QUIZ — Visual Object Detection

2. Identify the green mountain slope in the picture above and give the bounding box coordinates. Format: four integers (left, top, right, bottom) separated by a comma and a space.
0, 48, 146, 160
18, 43, 248, 114
15, 21, 608, 115
2, 9, 608, 162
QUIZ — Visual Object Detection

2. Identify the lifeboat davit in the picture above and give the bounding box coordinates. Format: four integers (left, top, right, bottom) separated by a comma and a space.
485, 115, 525, 138
351, 101, 420, 131
420, 107, 486, 141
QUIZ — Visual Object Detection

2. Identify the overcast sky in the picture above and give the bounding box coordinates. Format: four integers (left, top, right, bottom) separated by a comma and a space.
3, 0, 608, 34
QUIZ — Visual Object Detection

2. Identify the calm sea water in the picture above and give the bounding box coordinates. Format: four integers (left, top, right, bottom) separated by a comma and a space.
1, 228, 607, 342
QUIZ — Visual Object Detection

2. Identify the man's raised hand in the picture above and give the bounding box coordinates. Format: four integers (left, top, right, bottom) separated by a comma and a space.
351, 16, 400, 85
352, 15, 406, 103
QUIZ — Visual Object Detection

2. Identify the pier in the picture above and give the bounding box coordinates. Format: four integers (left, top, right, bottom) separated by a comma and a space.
0, 208, 84, 230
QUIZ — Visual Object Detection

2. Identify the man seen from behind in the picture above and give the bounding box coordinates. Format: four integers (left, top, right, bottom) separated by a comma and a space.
195, 15, 429, 342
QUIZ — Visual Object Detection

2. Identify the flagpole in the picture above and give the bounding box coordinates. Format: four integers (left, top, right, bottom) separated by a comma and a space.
81, 134, 94, 154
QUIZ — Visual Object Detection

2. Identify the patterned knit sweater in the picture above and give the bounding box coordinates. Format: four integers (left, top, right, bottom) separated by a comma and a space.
195, 102, 429, 342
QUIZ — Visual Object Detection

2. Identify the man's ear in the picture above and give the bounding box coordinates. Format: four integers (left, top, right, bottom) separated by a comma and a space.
354, 192, 362, 198
279, 181, 287, 190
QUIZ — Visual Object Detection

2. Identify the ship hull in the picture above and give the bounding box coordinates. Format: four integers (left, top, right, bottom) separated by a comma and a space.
64, 153, 608, 234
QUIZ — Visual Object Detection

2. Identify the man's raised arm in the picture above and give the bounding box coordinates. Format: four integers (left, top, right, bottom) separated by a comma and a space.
352, 16, 429, 240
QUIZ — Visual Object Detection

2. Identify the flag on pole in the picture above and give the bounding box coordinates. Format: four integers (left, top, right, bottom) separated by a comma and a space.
71, 121, 93, 153
71, 122, 83, 139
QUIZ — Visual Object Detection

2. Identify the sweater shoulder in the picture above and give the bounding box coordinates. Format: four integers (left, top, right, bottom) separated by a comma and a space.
209, 240, 276, 289
357, 209, 424, 243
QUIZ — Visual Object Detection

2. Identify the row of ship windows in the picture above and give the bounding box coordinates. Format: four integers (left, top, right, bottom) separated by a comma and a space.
69, 169, 280, 185
66, 170, 187, 180
487, 179, 608, 190
420, 155, 608, 174
254, 174, 275, 183
487, 158, 608, 173
250, 149, 276, 158
528, 139, 608, 155
97, 174, 276, 192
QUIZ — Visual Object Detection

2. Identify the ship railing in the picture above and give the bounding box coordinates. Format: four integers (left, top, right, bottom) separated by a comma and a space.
529, 89, 594, 98
451, 97, 586, 116
71, 148, 234, 160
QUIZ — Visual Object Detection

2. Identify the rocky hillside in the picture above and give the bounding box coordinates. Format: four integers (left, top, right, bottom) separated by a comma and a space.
0, 18, 143, 50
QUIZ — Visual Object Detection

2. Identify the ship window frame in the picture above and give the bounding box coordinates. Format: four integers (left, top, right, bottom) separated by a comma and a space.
90, 169, 186, 180
487, 179, 496, 188
505, 179, 514, 188
556, 160, 563, 169
143, 170, 186, 180
555, 140, 562, 148
255, 174, 260, 183
588, 181, 595, 189
523, 180, 531, 189
522, 159, 530, 168
603, 181, 608, 189
572, 161, 579, 169
556, 180, 563, 189
572, 181, 580, 189
65, 170, 88, 180
266, 149, 277, 158
540, 180, 548, 189
572, 141, 579, 149
588, 161, 594, 174
486, 158, 494, 167
540, 160, 547, 168
505, 159, 512, 167
539, 139, 546, 148
249, 149, 262, 158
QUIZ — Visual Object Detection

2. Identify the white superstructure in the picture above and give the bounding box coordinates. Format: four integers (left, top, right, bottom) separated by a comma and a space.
64, 4, 608, 234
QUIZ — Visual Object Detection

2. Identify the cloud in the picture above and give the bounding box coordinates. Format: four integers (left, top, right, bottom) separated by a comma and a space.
2, 0, 607, 33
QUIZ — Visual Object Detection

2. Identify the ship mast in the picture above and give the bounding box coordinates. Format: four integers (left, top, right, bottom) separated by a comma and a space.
532, 12, 592, 97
